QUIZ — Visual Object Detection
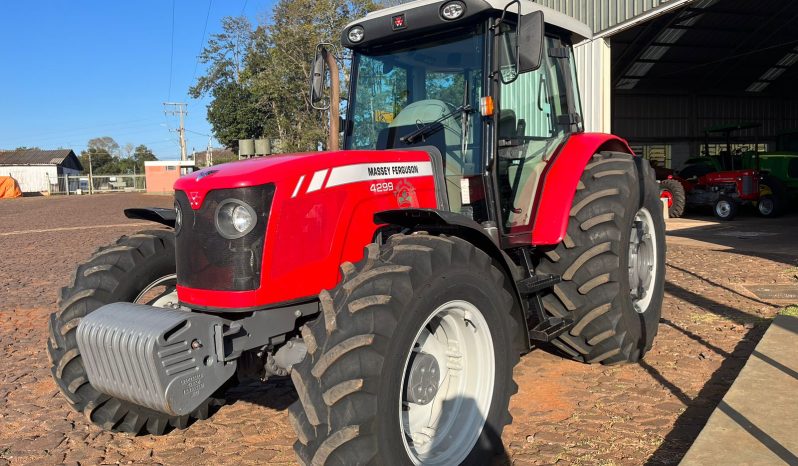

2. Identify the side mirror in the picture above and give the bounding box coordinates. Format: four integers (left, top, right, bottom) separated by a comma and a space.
517, 10, 544, 74
310, 45, 329, 109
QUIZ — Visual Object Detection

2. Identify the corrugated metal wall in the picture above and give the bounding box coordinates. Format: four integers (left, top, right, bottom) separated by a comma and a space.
534, 0, 678, 33
614, 93, 798, 142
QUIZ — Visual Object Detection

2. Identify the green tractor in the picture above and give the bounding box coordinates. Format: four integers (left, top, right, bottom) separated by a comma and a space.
756, 130, 798, 209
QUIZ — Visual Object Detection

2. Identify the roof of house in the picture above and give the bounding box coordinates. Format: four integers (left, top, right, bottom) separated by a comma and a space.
0, 149, 83, 171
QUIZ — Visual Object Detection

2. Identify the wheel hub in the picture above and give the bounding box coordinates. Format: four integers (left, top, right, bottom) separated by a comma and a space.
628, 208, 657, 313
399, 300, 495, 465
716, 200, 731, 217
404, 352, 440, 405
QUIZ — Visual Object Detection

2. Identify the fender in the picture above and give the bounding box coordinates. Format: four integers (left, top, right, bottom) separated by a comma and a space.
375, 208, 531, 353
527, 133, 635, 246
124, 207, 176, 228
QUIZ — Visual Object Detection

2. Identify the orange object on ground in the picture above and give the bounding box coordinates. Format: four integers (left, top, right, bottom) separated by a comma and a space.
0, 176, 22, 199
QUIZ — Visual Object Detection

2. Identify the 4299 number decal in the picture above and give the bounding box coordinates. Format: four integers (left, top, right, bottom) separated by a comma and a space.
369, 182, 394, 193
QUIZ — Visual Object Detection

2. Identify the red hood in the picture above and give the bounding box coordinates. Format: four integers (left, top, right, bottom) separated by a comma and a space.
173, 150, 430, 209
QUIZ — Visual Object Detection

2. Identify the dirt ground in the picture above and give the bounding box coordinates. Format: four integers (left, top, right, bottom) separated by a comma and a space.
1, 193, 796, 465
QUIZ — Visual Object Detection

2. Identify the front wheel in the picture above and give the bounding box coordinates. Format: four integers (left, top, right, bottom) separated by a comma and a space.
47, 230, 224, 435
288, 234, 518, 466
714, 196, 737, 221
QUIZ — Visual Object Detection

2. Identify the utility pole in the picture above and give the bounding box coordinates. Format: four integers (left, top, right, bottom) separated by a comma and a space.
207, 137, 213, 167
87, 151, 93, 195
163, 102, 188, 161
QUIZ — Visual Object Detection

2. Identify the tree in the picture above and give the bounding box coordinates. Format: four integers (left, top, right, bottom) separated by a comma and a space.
78, 138, 156, 175
87, 137, 120, 157
192, 0, 378, 153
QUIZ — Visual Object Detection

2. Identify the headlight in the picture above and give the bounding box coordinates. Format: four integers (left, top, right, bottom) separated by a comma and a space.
440, 1, 465, 20
348, 25, 365, 43
215, 199, 257, 239
174, 201, 183, 234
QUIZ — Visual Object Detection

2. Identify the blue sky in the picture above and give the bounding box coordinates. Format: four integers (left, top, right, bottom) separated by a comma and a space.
0, 0, 274, 160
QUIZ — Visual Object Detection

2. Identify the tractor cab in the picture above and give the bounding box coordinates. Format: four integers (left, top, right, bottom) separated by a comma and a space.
314, 0, 591, 240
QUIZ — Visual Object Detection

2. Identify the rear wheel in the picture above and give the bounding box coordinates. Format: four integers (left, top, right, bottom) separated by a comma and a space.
288, 234, 518, 465
659, 179, 686, 218
758, 175, 786, 218
536, 152, 665, 364
47, 230, 224, 435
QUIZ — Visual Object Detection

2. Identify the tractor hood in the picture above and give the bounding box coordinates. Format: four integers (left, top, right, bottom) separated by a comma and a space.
173, 150, 433, 209
172, 149, 440, 310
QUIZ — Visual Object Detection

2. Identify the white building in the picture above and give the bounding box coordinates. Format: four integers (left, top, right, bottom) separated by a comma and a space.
0, 149, 83, 193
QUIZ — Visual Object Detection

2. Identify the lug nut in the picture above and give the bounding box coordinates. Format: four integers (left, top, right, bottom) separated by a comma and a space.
191, 339, 202, 349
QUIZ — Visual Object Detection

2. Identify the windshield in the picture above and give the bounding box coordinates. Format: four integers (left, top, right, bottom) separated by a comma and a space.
345, 26, 485, 179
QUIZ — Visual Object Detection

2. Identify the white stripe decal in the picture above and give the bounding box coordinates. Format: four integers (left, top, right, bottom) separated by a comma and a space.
307, 169, 328, 193
326, 162, 433, 188
291, 175, 305, 198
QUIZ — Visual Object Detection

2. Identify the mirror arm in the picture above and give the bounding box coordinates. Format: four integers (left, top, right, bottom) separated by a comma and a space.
323, 48, 340, 151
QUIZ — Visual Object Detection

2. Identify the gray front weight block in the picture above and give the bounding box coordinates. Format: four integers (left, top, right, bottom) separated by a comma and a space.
76, 303, 236, 416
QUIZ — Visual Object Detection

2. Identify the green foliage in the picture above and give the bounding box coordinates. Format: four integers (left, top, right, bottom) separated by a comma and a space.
79, 137, 157, 174
781, 305, 798, 317
192, 0, 378, 153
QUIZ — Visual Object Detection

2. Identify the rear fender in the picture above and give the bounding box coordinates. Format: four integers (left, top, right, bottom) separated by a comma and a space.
124, 207, 176, 228
529, 133, 634, 246
374, 208, 531, 353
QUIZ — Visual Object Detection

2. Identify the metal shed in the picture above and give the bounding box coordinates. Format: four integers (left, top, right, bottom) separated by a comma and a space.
535, 0, 798, 169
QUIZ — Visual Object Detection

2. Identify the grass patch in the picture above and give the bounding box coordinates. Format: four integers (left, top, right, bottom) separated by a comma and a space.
780, 305, 798, 317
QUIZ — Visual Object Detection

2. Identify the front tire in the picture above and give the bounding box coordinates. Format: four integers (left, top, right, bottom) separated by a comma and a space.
714, 196, 737, 221
536, 152, 666, 365
47, 230, 224, 435
288, 234, 519, 466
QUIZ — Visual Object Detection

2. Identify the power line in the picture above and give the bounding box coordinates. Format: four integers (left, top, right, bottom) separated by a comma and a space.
193, 0, 214, 81
167, 0, 176, 100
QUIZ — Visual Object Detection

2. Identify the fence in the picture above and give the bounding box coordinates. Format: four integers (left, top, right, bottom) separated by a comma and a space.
47, 174, 146, 195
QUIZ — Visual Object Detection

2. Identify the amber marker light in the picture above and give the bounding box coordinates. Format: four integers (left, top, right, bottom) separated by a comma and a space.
480, 96, 494, 116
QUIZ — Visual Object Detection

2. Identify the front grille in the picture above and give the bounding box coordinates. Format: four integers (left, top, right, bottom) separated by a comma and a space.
741, 175, 757, 196
175, 184, 275, 291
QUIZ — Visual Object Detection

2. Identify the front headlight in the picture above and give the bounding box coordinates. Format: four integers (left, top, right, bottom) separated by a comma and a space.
215, 199, 257, 239
174, 201, 183, 234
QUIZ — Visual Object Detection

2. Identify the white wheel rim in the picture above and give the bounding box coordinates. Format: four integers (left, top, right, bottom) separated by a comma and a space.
759, 198, 773, 215
716, 200, 731, 217
134, 274, 178, 308
399, 300, 495, 465
628, 208, 657, 313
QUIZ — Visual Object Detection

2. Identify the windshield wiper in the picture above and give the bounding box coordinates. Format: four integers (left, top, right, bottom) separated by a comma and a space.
400, 104, 473, 145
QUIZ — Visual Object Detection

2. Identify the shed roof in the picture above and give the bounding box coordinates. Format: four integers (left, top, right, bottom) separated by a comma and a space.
0, 149, 83, 171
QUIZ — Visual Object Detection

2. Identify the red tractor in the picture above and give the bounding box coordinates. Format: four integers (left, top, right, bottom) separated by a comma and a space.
47, 1, 665, 464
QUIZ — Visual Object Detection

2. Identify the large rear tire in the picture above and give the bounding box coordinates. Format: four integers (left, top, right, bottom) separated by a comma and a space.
288, 234, 519, 466
536, 152, 665, 365
47, 230, 224, 435
659, 178, 686, 218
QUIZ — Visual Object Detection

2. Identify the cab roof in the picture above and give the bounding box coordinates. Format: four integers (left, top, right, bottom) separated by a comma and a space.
345, 0, 592, 44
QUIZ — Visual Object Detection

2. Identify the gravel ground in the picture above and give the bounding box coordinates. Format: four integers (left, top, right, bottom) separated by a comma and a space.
0, 193, 796, 465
